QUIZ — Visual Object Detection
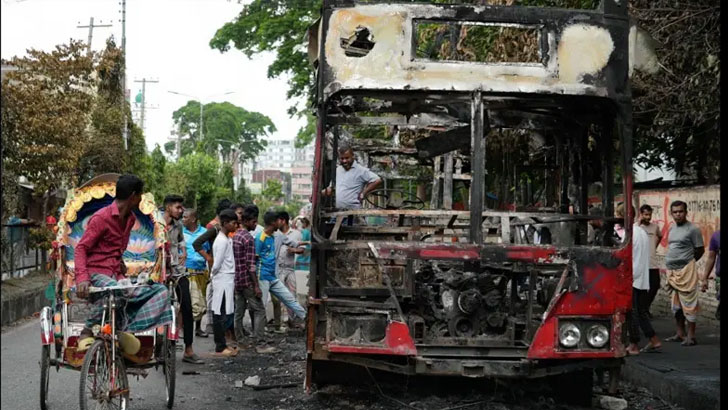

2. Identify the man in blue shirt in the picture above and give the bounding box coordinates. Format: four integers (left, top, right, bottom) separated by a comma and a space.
255, 211, 307, 324
182, 209, 211, 341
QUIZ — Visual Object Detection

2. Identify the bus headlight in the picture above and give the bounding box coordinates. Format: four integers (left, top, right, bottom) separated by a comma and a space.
558, 323, 581, 348
586, 324, 609, 348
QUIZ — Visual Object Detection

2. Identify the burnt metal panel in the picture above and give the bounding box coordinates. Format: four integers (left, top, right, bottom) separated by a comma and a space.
317, 1, 630, 104
470, 91, 486, 244
414, 126, 470, 159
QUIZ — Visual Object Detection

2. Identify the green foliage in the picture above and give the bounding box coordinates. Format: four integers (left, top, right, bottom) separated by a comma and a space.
210, 0, 321, 118
629, 1, 720, 183
78, 40, 129, 183
142, 145, 168, 202
295, 112, 317, 148
261, 179, 284, 202
170, 100, 274, 162
163, 152, 222, 223
28, 227, 54, 250
234, 180, 254, 205
1, 40, 96, 197
219, 163, 235, 198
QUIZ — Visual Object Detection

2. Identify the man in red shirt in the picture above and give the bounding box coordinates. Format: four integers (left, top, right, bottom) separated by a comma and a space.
75, 175, 172, 335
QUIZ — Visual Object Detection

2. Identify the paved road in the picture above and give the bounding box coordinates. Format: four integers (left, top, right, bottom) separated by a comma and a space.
2, 315, 684, 410
1, 318, 228, 410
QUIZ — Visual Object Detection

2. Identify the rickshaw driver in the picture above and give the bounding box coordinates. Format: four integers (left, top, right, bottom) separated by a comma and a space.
75, 174, 173, 348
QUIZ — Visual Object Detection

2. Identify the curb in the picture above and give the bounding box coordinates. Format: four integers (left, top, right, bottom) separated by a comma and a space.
1, 277, 51, 327
621, 358, 720, 410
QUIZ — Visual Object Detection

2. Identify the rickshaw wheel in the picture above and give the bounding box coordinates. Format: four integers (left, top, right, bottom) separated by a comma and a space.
79, 339, 129, 410
163, 330, 176, 409
40, 344, 50, 410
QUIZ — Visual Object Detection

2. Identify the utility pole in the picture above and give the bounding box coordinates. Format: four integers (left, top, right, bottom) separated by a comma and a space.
120, 0, 128, 149
76, 17, 112, 56
133, 78, 159, 132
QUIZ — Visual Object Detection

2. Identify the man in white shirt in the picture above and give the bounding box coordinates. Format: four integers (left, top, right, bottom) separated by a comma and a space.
210, 209, 239, 357
638, 204, 663, 318
627, 205, 662, 355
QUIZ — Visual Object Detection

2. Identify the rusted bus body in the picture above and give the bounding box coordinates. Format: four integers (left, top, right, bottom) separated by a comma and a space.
306, 0, 636, 391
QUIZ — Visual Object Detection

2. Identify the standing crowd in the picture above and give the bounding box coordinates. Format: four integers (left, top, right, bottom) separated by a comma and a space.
163, 196, 311, 361
626, 200, 720, 355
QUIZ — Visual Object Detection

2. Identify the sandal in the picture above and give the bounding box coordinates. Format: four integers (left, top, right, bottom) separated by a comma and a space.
182, 353, 204, 364
681, 338, 697, 346
640, 344, 662, 353
664, 334, 684, 342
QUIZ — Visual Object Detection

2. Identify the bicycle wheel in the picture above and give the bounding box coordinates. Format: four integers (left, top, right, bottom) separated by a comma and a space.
163, 330, 176, 409
79, 339, 129, 410
40, 344, 50, 410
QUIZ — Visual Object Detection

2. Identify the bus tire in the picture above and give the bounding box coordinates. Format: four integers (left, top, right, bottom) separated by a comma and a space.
548, 368, 594, 407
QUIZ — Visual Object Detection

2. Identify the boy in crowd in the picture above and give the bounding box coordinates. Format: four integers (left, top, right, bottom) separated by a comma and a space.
182, 208, 210, 338
276, 211, 305, 329
192, 200, 233, 334
233, 206, 279, 353
255, 211, 308, 326
209, 209, 239, 357
163, 194, 204, 364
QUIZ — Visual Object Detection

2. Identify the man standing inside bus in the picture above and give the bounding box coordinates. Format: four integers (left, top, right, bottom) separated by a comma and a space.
664, 200, 704, 346
321, 144, 382, 210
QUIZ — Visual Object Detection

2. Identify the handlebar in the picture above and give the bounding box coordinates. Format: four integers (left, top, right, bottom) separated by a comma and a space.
88, 283, 149, 293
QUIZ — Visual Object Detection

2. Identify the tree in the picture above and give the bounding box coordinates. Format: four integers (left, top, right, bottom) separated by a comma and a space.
144, 145, 168, 202
295, 112, 316, 148
261, 179, 284, 202
629, 1, 720, 183
167, 101, 275, 162
164, 152, 220, 216
210, 0, 320, 147
234, 180, 254, 205
2, 40, 96, 273
2, 41, 96, 195
77, 39, 131, 183
210, 0, 320, 116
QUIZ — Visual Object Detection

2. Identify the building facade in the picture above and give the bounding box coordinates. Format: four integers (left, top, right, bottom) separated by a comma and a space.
239, 138, 315, 202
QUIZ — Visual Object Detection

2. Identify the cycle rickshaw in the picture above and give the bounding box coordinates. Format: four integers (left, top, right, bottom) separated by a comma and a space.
39, 174, 179, 410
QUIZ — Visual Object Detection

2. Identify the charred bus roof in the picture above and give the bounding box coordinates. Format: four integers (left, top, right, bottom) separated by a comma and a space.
310, 0, 638, 105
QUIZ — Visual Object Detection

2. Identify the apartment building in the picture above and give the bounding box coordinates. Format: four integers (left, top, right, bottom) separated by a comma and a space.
240, 138, 315, 202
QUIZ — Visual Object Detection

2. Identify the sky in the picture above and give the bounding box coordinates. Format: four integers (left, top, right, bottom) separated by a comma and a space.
1, 0, 305, 154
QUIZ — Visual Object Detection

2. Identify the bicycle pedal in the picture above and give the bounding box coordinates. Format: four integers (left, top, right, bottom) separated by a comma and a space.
126, 367, 149, 378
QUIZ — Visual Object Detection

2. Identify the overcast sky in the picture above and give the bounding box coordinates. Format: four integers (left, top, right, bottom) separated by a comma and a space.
1, 0, 305, 153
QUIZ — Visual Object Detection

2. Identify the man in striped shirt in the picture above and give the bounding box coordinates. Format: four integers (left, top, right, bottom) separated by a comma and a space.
232, 206, 278, 354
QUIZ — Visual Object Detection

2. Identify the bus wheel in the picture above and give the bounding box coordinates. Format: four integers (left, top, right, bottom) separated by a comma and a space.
548, 368, 594, 406
310, 360, 367, 388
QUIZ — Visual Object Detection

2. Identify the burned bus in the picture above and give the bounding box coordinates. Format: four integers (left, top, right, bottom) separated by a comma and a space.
305, 0, 648, 400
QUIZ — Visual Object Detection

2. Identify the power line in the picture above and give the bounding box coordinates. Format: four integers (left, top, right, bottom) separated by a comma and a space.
120, 0, 128, 149
133, 78, 159, 132
76, 17, 113, 57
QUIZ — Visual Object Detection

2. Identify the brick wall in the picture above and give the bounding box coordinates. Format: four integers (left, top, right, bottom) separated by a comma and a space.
636, 185, 720, 329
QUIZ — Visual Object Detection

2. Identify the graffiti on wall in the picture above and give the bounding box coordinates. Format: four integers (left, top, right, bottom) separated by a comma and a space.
636, 185, 720, 275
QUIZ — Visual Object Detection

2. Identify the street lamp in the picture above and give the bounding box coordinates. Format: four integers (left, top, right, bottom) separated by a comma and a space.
167, 90, 235, 141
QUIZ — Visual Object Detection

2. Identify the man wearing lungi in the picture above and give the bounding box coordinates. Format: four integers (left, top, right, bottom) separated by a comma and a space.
75, 174, 172, 341
664, 200, 704, 346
